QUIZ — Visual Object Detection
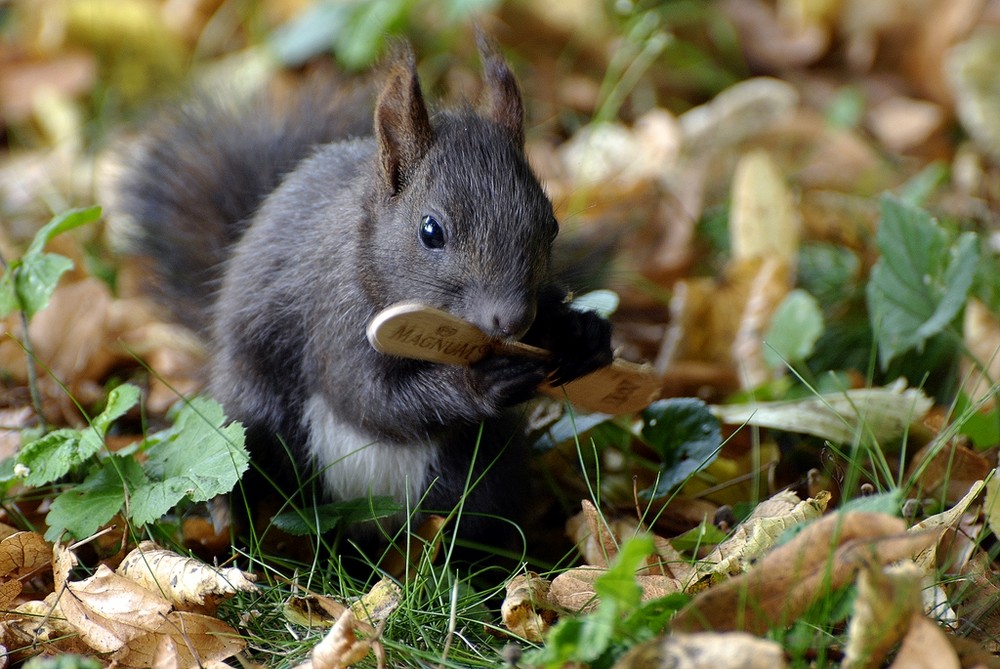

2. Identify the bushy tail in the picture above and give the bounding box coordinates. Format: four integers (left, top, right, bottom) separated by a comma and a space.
107, 74, 372, 333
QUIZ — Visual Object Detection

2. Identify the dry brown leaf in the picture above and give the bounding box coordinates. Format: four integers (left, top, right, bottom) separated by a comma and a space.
379, 514, 446, 580
547, 567, 599, 614
842, 562, 924, 669
691, 490, 830, 585
558, 110, 681, 189
0, 579, 23, 612
117, 610, 247, 667
500, 572, 556, 642
672, 512, 937, 634
117, 541, 257, 612
961, 298, 1000, 409
888, 614, 961, 669
678, 77, 799, 153
285, 595, 341, 629
911, 478, 986, 575
953, 554, 1000, 654
713, 382, 933, 445
152, 633, 182, 669
731, 257, 792, 388
0, 407, 33, 462
548, 567, 681, 615
906, 442, 991, 504
729, 150, 800, 267
3, 596, 90, 658
566, 499, 642, 568
0, 531, 50, 579
349, 577, 401, 627
866, 96, 945, 152
949, 29, 1000, 160
294, 610, 373, 669
59, 563, 173, 653
612, 630, 788, 669
985, 475, 1000, 554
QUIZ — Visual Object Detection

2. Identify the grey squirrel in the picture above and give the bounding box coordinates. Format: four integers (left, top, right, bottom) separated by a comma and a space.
110, 37, 613, 547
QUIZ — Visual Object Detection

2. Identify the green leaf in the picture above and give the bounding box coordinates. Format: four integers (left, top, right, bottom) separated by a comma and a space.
129, 397, 247, 526
640, 399, 721, 498
838, 488, 902, 516
272, 497, 403, 535
17, 429, 103, 487
764, 289, 825, 369
529, 536, 655, 668
533, 411, 616, 451
24, 206, 102, 258
797, 242, 861, 308
670, 520, 728, 552
16, 384, 138, 486
13, 206, 101, 319
595, 534, 655, 606
954, 393, 1000, 449
16, 253, 73, 318
92, 384, 141, 434
44, 456, 144, 542
0, 270, 17, 318
866, 195, 979, 368
572, 290, 621, 318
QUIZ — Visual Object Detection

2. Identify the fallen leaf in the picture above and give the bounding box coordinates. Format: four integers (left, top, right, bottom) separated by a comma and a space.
0, 407, 33, 462
842, 562, 924, 669
961, 298, 1000, 409
117, 610, 247, 667
566, 499, 637, 568
691, 490, 830, 585
888, 614, 961, 669
906, 440, 990, 504
4, 596, 89, 656
729, 150, 800, 267
349, 577, 401, 626
953, 554, 1000, 654
712, 381, 933, 445
549, 567, 681, 615
613, 630, 788, 669
379, 514, 446, 580
866, 96, 944, 152
58, 563, 173, 653
911, 479, 985, 574
948, 29, 1000, 160
678, 77, 800, 153
285, 595, 338, 629
296, 610, 373, 669
672, 512, 937, 634
117, 541, 257, 612
501, 572, 557, 642
0, 531, 50, 578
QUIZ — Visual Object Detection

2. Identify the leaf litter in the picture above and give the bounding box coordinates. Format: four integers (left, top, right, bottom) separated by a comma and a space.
2, 1, 1000, 667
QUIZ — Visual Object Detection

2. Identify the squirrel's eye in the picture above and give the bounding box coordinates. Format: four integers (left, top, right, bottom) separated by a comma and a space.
419, 215, 446, 249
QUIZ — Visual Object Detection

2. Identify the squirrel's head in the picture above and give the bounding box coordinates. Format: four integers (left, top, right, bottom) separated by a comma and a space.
365, 35, 556, 341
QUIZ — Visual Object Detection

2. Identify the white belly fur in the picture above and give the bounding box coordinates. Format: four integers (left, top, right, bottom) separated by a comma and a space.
302, 394, 438, 509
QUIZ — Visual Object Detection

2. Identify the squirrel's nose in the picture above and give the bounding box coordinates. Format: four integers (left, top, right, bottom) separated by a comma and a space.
478, 302, 535, 340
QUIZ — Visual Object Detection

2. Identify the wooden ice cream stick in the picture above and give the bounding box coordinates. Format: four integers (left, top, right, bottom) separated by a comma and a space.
367, 302, 661, 415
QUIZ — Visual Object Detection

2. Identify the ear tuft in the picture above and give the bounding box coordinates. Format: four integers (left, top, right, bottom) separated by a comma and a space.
475, 30, 525, 147
374, 45, 433, 196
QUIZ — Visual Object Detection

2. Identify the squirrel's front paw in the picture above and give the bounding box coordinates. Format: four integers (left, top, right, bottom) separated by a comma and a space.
468, 355, 548, 410
546, 309, 614, 386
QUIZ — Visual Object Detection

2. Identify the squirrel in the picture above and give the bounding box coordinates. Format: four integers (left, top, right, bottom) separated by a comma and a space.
109, 36, 614, 548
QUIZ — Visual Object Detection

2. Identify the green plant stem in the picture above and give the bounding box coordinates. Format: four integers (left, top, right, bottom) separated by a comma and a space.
0, 249, 47, 431
17, 308, 47, 432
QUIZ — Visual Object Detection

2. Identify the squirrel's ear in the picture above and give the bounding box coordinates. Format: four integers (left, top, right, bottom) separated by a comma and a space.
476, 31, 524, 147
374, 46, 433, 196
